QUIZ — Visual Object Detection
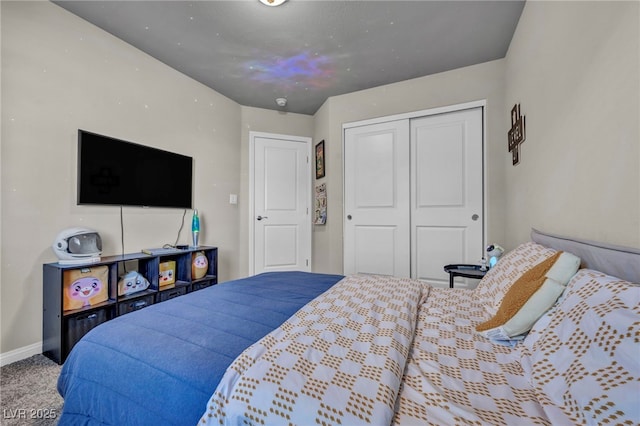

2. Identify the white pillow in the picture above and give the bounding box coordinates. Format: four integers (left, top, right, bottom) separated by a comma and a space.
476, 251, 580, 340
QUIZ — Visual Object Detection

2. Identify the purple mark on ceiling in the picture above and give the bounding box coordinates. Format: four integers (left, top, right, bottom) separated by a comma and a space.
245, 51, 335, 89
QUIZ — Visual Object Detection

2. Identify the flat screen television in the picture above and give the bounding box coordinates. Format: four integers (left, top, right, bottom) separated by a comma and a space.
77, 130, 193, 209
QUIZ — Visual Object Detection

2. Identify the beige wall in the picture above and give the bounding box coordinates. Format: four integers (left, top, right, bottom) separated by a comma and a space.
504, 1, 639, 249
0, 2, 244, 358
312, 60, 507, 274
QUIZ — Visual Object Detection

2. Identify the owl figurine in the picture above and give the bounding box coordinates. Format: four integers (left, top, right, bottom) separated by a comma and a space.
192, 251, 208, 280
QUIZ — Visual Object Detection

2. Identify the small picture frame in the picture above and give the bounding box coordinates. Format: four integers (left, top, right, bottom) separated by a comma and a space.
315, 140, 325, 179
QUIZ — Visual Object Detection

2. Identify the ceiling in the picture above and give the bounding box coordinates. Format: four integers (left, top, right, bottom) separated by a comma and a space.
53, 0, 525, 115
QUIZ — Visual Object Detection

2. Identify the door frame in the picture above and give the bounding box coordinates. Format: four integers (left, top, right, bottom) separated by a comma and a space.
342, 100, 487, 273
248, 131, 312, 275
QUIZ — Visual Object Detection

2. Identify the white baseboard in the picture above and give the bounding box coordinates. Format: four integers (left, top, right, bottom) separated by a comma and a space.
0, 341, 43, 367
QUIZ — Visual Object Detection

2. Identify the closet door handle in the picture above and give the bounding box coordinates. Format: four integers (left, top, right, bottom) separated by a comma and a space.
347, 215, 352, 220
471, 214, 479, 221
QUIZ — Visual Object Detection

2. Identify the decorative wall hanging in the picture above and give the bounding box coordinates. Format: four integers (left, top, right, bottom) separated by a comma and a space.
507, 103, 526, 165
315, 140, 325, 179
314, 183, 327, 225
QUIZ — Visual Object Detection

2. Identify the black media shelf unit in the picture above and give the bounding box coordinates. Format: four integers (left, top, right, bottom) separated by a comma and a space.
43, 246, 218, 364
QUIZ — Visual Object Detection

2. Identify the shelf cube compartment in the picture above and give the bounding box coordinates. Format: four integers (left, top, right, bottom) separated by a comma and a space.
63, 265, 109, 312
159, 260, 176, 287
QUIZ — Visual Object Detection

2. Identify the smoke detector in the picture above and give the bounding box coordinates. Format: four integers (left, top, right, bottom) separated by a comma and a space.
275, 97, 287, 107
259, 0, 287, 6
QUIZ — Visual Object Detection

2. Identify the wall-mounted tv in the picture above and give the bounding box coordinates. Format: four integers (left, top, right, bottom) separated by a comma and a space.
77, 130, 193, 209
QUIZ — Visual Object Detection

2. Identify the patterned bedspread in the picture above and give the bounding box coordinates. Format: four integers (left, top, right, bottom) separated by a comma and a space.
200, 275, 430, 425
200, 273, 556, 426
393, 288, 549, 425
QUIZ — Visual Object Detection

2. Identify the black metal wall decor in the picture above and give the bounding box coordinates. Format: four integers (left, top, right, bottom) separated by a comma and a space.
508, 103, 526, 165
315, 140, 325, 179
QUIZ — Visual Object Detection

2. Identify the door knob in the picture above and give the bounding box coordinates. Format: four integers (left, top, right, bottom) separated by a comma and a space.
257, 216, 268, 221
347, 215, 352, 220
471, 214, 479, 221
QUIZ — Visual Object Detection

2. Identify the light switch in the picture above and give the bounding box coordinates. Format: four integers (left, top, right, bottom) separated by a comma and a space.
229, 194, 238, 205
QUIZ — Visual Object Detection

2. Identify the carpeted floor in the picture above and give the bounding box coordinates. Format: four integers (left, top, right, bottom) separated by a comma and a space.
0, 355, 62, 426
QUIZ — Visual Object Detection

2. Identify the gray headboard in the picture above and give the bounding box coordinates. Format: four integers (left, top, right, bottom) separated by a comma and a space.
531, 228, 640, 284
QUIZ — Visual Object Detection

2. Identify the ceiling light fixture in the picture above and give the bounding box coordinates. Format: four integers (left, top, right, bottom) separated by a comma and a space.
259, 0, 287, 6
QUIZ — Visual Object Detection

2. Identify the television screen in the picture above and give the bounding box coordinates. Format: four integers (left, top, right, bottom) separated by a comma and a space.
77, 130, 193, 209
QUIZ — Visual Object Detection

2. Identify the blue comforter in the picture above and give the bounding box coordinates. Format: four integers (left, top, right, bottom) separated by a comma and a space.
57, 271, 344, 425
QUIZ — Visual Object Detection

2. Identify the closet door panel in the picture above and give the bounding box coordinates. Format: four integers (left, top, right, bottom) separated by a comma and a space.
411, 108, 484, 288
414, 226, 466, 286
353, 225, 398, 275
415, 123, 464, 207
353, 133, 395, 208
344, 120, 410, 277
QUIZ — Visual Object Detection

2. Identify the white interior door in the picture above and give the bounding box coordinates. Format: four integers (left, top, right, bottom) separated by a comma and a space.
344, 120, 411, 277
251, 133, 311, 275
411, 107, 483, 288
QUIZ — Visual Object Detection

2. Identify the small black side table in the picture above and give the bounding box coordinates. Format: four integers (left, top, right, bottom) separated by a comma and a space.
443, 264, 488, 288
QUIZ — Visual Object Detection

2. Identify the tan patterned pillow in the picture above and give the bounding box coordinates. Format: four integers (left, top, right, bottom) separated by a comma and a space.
522, 269, 640, 425
474, 242, 557, 315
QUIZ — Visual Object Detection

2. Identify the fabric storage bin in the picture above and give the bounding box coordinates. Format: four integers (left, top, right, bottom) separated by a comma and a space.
64, 308, 110, 355
159, 260, 176, 287
157, 286, 187, 302
118, 294, 155, 316
192, 280, 214, 292
63, 265, 109, 311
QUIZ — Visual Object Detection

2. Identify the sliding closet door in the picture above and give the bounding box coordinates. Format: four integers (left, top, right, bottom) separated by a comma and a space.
411, 108, 483, 287
344, 120, 410, 277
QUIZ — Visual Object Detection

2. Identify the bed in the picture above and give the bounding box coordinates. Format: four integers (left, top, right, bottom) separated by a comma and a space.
57, 230, 640, 425
56, 271, 344, 425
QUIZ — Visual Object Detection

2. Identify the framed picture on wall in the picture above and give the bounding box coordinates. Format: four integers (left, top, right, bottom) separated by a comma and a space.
315, 140, 325, 179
